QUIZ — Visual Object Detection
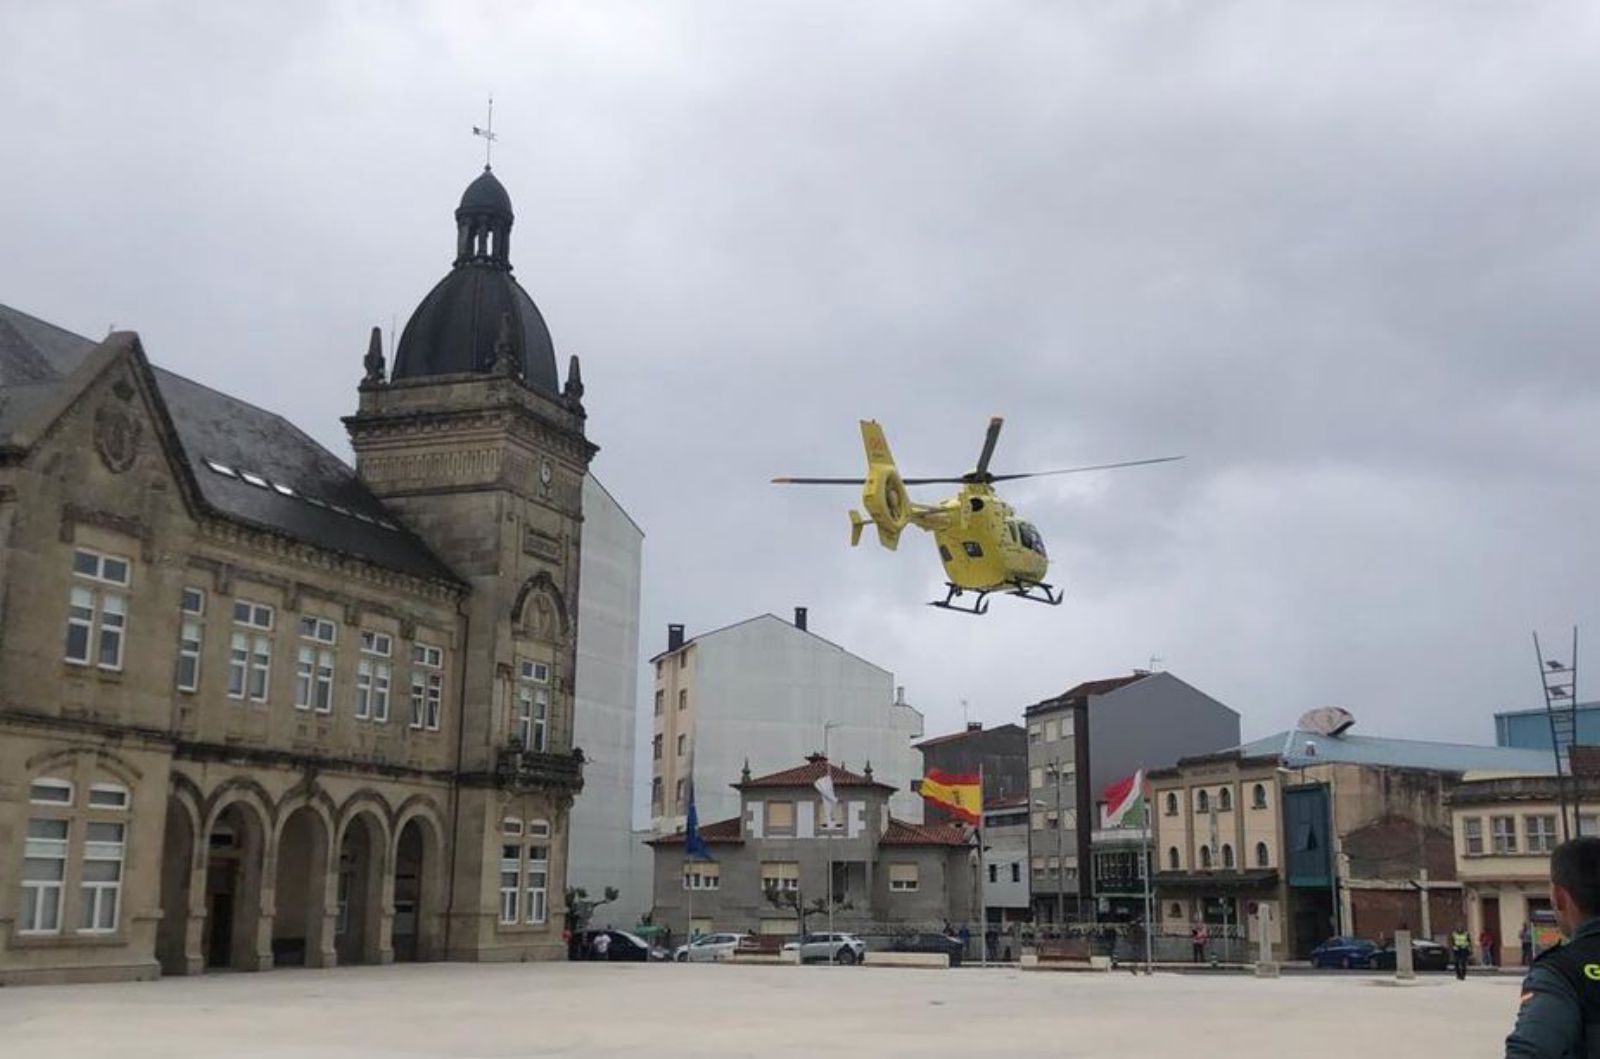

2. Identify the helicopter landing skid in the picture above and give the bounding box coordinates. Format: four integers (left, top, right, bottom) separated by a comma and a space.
929, 583, 991, 616
1007, 580, 1064, 606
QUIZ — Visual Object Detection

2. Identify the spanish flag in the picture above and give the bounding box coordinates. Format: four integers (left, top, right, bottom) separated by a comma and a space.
919, 768, 982, 824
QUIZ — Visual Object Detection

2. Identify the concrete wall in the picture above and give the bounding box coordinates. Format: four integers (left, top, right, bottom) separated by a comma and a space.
568, 476, 648, 927
1087, 674, 1240, 796
982, 816, 1030, 911
666, 616, 924, 830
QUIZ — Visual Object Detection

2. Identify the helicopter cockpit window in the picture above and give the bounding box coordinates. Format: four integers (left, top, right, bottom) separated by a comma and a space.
938, 545, 952, 562
962, 541, 984, 558
1018, 522, 1047, 557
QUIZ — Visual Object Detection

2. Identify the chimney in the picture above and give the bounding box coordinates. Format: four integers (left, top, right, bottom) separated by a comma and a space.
966, 721, 982, 733
667, 624, 685, 652
793, 607, 808, 631
895, 685, 905, 706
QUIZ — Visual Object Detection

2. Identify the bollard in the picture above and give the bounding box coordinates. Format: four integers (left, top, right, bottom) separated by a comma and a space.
1395, 929, 1415, 981
1255, 904, 1278, 978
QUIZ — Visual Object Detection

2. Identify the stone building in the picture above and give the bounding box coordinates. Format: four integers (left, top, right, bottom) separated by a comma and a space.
647, 756, 973, 939
0, 164, 604, 984
1150, 722, 1553, 959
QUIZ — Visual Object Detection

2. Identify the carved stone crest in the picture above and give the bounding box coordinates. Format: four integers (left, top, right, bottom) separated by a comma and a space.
93, 404, 141, 474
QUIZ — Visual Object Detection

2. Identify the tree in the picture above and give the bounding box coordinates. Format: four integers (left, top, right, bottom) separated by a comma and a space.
565, 885, 620, 934
764, 884, 851, 937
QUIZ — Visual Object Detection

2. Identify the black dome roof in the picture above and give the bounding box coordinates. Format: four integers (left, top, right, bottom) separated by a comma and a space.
392, 268, 558, 389
390, 168, 560, 392
459, 167, 513, 216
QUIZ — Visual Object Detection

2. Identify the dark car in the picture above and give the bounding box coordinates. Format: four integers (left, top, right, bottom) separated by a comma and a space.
886, 932, 965, 967
1372, 938, 1452, 972
573, 929, 665, 962
1309, 936, 1379, 969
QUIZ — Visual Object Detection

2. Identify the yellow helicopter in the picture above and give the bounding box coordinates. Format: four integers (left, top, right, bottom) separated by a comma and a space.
774, 418, 1181, 614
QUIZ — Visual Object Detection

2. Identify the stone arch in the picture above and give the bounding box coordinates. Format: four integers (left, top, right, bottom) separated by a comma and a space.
512, 570, 570, 641
270, 803, 334, 968
157, 789, 203, 975
391, 809, 446, 963
201, 793, 271, 971
335, 806, 391, 966
335, 790, 396, 846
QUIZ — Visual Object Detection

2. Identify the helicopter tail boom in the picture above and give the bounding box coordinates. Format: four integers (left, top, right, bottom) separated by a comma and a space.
859, 420, 910, 550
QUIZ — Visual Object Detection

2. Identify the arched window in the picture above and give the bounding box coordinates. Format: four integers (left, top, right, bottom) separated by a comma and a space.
1256, 841, 1270, 868
1252, 783, 1267, 810
1165, 792, 1178, 817
1168, 846, 1180, 871
1222, 844, 1235, 869
1169, 902, 1183, 917
1218, 787, 1232, 812
1196, 790, 1209, 813
1199, 845, 1213, 869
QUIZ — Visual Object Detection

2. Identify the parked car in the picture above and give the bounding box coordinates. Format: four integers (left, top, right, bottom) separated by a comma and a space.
781, 932, 866, 965
1371, 939, 1452, 972
673, 932, 748, 963
574, 929, 669, 962
1309, 937, 1379, 969
885, 932, 965, 967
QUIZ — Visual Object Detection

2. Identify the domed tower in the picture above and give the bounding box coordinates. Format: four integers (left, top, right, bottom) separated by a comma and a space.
346, 166, 594, 963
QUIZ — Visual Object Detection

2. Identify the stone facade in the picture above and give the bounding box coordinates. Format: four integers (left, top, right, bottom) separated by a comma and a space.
648, 757, 974, 939
0, 166, 599, 984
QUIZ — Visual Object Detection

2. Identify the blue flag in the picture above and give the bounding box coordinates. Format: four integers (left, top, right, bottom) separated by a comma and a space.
684, 794, 710, 860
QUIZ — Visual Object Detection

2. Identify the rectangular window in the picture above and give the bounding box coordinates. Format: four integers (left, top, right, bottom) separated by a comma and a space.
654, 690, 664, 716
888, 864, 919, 892
678, 689, 688, 711
230, 601, 274, 702
177, 588, 204, 692
66, 550, 131, 670
357, 632, 391, 722
652, 734, 663, 761
674, 778, 686, 812
30, 779, 73, 805
411, 642, 444, 731
1526, 815, 1558, 854
684, 861, 722, 891
1046, 810, 1060, 830
297, 619, 336, 713
79, 821, 125, 933
1463, 817, 1484, 855
1044, 719, 1058, 742
765, 800, 796, 834
1031, 811, 1044, 831
499, 843, 521, 924
676, 733, 687, 756
1492, 815, 1518, 854
760, 861, 800, 893
1011, 863, 1021, 884
988, 863, 998, 884
1031, 856, 1045, 879
20, 818, 68, 933
516, 661, 549, 751
88, 784, 128, 810
1028, 725, 1042, 745
651, 777, 664, 813
1030, 767, 1043, 789
525, 845, 548, 924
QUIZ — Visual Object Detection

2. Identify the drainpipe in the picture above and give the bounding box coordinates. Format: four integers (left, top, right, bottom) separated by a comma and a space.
443, 596, 472, 960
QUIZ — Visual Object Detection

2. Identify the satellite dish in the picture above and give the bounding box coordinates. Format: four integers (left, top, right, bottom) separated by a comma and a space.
1298, 706, 1355, 738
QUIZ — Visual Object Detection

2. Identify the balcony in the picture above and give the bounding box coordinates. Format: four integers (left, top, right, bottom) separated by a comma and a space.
495, 743, 585, 796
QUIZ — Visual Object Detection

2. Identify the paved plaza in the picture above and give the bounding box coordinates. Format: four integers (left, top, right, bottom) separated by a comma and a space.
0, 963, 1524, 1059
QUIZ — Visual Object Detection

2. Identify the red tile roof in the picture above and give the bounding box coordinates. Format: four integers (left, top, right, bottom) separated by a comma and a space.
737, 757, 895, 791
644, 816, 743, 847
881, 818, 972, 847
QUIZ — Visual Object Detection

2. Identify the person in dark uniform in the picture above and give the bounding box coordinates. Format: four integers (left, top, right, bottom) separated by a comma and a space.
1505, 836, 1600, 1058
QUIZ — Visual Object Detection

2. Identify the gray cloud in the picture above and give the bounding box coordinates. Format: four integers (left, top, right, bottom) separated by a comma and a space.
3, 1, 1596, 754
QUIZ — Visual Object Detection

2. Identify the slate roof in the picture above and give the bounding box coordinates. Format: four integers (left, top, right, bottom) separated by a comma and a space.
880, 819, 971, 847
914, 723, 1024, 750
1236, 729, 1556, 775
736, 757, 896, 792
0, 303, 461, 586
645, 816, 744, 847
1025, 673, 1149, 716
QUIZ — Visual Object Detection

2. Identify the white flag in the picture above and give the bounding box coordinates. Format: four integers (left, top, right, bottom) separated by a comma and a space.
814, 772, 838, 805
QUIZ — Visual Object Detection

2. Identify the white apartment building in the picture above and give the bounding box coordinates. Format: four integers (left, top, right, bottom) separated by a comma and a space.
568, 476, 650, 926
649, 611, 924, 833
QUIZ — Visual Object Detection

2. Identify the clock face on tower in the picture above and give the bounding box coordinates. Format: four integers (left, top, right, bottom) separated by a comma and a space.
539, 460, 552, 485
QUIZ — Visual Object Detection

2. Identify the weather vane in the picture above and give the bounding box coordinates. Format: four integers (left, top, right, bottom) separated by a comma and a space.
472, 95, 496, 168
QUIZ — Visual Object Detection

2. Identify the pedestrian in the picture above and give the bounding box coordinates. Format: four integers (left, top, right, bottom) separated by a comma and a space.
1191, 923, 1207, 964
1481, 926, 1498, 968
1520, 921, 1534, 967
1450, 926, 1471, 980
1505, 837, 1600, 1057
592, 931, 612, 961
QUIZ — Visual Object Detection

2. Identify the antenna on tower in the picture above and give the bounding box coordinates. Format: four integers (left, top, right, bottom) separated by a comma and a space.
1534, 627, 1581, 839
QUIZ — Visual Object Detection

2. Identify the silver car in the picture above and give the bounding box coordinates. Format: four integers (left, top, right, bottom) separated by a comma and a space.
673, 932, 747, 963
782, 932, 866, 965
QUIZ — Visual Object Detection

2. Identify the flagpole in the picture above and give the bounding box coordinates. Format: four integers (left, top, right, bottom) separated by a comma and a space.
1142, 767, 1154, 975
978, 763, 987, 969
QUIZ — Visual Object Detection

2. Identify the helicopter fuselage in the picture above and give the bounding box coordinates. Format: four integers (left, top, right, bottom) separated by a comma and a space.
911, 484, 1049, 592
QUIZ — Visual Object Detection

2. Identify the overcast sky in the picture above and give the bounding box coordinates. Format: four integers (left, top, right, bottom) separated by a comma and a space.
4, 2, 1598, 752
